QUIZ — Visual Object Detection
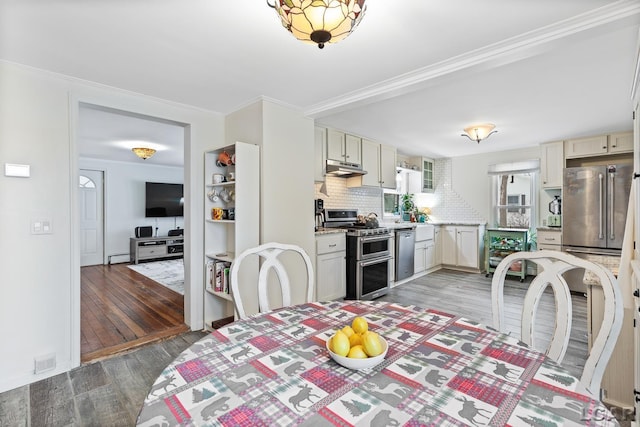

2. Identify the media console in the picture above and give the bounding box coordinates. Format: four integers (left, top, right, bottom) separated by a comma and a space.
130, 236, 184, 264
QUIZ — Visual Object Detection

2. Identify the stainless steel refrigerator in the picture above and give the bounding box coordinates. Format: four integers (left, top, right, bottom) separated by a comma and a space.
562, 164, 632, 292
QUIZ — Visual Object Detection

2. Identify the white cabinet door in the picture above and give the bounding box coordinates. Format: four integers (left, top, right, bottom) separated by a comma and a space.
434, 227, 442, 266
316, 251, 346, 301
457, 227, 479, 269
380, 144, 397, 189
414, 242, 426, 274
422, 157, 434, 192
360, 139, 381, 187
540, 141, 563, 189
609, 131, 633, 154
442, 226, 457, 265
327, 129, 345, 161
425, 243, 436, 270
564, 135, 608, 158
345, 134, 362, 164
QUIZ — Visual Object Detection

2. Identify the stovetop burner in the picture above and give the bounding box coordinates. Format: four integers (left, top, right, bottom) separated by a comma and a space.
340, 224, 390, 237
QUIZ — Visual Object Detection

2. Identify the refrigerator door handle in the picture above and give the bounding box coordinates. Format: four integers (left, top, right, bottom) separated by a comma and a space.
598, 173, 604, 240
609, 172, 615, 240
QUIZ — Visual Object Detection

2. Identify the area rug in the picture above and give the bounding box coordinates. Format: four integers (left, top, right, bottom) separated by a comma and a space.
128, 259, 184, 295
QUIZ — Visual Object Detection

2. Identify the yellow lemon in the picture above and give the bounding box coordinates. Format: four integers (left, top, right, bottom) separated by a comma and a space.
362, 331, 384, 357
351, 316, 368, 335
329, 331, 350, 357
341, 325, 355, 338
347, 345, 368, 359
349, 332, 363, 347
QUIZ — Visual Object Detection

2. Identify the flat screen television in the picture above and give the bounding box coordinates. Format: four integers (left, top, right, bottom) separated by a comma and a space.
145, 182, 184, 217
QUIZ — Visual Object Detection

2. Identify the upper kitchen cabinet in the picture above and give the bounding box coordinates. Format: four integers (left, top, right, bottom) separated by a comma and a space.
608, 131, 633, 154
346, 139, 396, 189
540, 141, 563, 188
314, 127, 327, 182
564, 132, 633, 159
327, 129, 362, 165
421, 157, 435, 192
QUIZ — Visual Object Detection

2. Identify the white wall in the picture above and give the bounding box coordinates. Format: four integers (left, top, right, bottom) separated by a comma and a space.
79, 158, 184, 263
225, 99, 315, 310
0, 61, 223, 393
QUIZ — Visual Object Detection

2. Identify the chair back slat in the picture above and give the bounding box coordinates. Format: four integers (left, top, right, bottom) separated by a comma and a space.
231, 242, 314, 319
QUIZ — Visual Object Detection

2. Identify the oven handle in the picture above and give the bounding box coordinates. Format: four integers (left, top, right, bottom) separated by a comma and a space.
359, 234, 392, 243
359, 255, 393, 267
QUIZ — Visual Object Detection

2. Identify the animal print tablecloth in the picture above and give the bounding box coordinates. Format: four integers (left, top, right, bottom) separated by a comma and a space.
137, 300, 618, 426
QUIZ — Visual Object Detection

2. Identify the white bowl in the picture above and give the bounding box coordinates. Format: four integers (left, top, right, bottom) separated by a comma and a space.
326, 335, 388, 370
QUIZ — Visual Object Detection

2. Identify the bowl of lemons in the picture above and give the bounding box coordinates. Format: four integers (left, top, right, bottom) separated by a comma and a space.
326, 316, 388, 370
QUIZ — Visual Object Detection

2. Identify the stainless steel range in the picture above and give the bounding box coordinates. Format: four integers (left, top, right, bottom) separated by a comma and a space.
323, 209, 392, 300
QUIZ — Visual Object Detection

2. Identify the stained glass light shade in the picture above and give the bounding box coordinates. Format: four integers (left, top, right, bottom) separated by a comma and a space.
132, 147, 156, 160
270, 0, 366, 49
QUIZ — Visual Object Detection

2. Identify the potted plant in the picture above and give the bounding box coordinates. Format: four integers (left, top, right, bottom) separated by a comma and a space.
401, 193, 415, 221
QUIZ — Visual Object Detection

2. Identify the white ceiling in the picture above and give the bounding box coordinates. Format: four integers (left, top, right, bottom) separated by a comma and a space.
2, 0, 639, 167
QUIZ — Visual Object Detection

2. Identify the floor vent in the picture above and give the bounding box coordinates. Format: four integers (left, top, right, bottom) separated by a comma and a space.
34, 353, 56, 374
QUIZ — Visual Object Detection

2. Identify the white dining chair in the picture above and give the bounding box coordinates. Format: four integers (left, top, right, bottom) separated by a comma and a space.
230, 242, 315, 319
491, 250, 623, 395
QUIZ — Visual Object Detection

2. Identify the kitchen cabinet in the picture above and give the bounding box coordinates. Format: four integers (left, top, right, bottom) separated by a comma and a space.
314, 126, 327, 182
536, 228, 562, 250
564, 132, 633, 159
540, 141, 563, 188
346, 139, 396, 189
327, 129, 361, 165
421, 157, 434, 192
414, 224, 439, 275
485, 228, 528, 281
442, 225, 485, 271
315, 233, 346, 301
608, 131, 633, 154
204, 142, 259, 326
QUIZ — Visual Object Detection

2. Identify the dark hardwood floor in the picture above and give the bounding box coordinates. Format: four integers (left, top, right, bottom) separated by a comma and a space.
81, 263, 188, 362
0, 269, 630, 425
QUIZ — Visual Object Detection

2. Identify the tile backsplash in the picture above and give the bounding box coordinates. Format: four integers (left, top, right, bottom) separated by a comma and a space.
315, 158, 485, 223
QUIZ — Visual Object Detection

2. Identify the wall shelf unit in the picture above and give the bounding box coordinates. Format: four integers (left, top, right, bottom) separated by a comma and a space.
203, 142, 259, 327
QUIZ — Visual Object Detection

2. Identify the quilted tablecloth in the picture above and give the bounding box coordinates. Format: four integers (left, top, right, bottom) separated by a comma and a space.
136, 300, 618, 426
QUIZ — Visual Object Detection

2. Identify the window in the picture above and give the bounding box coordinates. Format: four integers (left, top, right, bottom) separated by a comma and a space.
488, 160, 539, 229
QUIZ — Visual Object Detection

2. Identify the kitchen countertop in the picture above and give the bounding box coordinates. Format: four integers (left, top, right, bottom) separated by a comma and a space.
314, 228, 347, 236
536, 226, 563, 231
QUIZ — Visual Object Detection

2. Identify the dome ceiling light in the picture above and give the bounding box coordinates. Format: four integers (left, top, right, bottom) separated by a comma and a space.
461, 123, 498, 144
267, 0, 366, 49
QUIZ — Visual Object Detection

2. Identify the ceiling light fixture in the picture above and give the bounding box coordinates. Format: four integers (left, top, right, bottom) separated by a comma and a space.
266, 0, 366, 49
132, 147, 156, 160
461, 123, 498, 144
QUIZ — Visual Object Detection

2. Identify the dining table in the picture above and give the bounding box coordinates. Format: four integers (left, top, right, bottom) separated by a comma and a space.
136, 300, 618, 426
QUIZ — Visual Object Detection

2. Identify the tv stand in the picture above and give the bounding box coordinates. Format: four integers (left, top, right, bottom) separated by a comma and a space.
130, 236, 184, 264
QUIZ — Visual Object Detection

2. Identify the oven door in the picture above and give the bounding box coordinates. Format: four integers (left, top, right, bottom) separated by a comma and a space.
355, 255, 392, 300
358, 234, 391, 260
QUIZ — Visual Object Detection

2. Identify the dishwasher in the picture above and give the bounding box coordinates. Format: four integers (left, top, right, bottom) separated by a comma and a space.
395, 228, 415, 281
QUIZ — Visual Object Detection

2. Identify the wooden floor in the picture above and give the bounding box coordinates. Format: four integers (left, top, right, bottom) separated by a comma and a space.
0, 269, 631, 425
81, 263, 188, 362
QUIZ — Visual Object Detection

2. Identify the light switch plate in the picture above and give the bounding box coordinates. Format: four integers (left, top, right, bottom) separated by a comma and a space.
5, 163, 30, 177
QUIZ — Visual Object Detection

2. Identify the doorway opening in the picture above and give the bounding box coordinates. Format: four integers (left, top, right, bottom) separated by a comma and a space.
76, 103, 189, 362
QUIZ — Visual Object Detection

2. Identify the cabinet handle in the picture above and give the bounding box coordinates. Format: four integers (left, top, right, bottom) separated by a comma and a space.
328, 244, 336, 247
602, 146, 607, 149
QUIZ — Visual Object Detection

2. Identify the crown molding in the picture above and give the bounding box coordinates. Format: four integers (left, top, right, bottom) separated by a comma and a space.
305, 0, 640, 118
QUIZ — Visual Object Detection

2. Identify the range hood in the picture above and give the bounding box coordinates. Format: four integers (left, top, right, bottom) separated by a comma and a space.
325, 159, 367, 177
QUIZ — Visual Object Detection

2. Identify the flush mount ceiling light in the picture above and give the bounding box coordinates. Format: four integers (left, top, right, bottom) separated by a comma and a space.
267, 0, 366, 49
461, 123, 498, 144
131, 147, 156, 160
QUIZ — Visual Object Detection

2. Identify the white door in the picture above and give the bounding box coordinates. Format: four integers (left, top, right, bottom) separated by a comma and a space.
79, 170, 104, 266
